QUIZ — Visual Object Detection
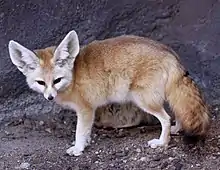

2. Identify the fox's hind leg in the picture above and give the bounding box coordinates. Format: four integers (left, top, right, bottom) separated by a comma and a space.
131, 91, 171, 148
146, 109, 171, 148
171, 118, 182, 135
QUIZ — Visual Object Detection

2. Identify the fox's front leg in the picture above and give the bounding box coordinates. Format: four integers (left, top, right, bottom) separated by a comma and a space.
66, 108, 94, 156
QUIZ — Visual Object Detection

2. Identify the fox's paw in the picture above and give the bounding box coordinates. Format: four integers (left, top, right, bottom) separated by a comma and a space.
148, 139, 168, 149
66, 146, 83, 156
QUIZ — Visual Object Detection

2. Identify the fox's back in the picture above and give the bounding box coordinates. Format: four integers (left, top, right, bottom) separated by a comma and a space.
72, 35, 183, 106
74, 35, 181, 83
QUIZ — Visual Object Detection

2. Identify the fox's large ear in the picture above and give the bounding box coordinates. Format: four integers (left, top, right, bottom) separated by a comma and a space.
53, 30, 80, 68
8, 40, 39, 75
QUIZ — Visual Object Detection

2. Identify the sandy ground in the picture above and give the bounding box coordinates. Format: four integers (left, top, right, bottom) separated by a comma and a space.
1, 107, 220, 170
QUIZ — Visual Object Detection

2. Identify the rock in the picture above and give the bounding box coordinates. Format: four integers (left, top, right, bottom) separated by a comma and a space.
152, 155, 161, 161
4, 130, 12, 136
136, 148, 141, 153
1, 0, 219, 128
16, 162, 30, 169
109, 163, 114, 167
45, 128, 52, 133
196, 163, 201, 167
123, 160, 127, 163
174, 162, 183, 170
140, 157, 147, 162
161, 161, 169, 169
132, 157, 137, 161
39, 121, 44, 126
169, 157, 175, 161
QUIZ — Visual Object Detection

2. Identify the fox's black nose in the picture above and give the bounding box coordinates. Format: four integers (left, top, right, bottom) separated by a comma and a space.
48, 95, 54, 101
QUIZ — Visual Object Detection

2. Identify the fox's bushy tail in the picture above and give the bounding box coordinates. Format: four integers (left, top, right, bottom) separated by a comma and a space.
166, 72, 210, 137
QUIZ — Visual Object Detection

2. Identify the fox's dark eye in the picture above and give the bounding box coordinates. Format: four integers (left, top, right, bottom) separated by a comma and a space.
53, 77, 62, 84
36, 80, 45, 86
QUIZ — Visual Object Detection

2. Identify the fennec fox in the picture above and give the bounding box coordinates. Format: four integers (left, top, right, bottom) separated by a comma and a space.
8, 30, 210, 156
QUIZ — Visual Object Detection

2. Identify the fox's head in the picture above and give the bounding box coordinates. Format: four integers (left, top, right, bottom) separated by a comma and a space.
8, 30, 80, 101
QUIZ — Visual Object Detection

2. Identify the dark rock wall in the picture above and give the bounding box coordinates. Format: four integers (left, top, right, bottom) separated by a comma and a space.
0, 0, 219, 124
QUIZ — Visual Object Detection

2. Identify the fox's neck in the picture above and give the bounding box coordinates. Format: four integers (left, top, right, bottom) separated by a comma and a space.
57, 78, 75, 100
56, 62, 78, 100
54, 51, 83, 106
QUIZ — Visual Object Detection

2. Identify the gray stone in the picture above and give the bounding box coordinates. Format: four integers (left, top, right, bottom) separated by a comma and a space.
0, 0, 220, 124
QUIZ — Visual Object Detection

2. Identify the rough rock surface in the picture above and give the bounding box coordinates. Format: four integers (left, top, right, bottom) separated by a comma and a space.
1, 0, 220, 123
1, 0, 220, 169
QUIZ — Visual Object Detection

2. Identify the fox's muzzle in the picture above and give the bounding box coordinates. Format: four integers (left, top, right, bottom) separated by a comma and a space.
44, 86, 57, 101
47, 95, 54, 101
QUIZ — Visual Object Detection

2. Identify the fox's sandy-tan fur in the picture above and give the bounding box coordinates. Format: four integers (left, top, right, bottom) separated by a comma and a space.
8, 31, 210, 156
167, 74, 210, 136
36, 47, 157, 129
